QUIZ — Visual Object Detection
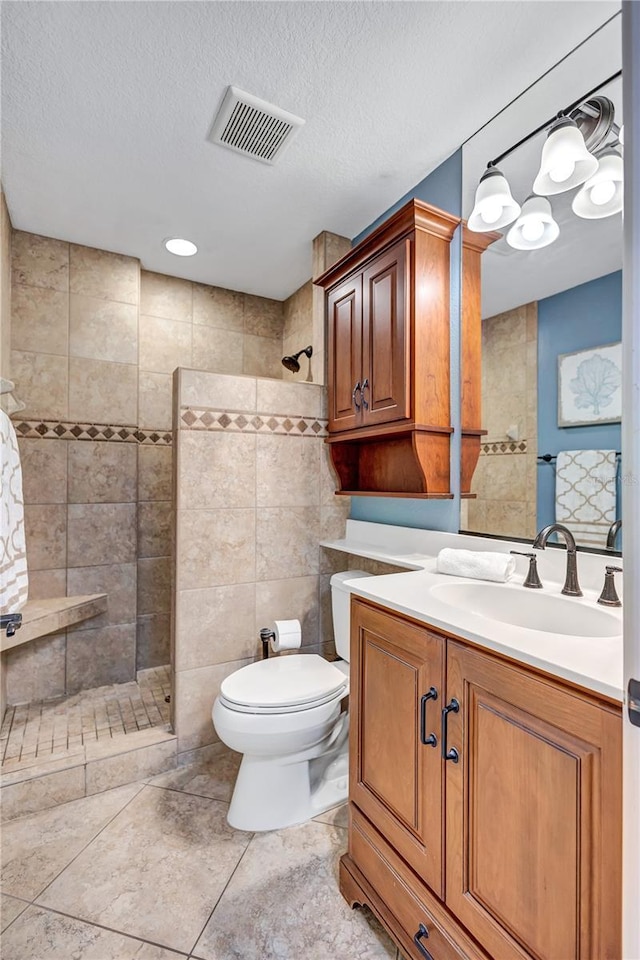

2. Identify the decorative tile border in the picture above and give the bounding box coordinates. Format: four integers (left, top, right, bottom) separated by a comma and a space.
481, 440, 529, 456
13, 420, 172, 445
180, 407, 328, 438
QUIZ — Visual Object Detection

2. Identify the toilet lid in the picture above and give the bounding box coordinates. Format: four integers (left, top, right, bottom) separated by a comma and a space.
219, 655, 348, 712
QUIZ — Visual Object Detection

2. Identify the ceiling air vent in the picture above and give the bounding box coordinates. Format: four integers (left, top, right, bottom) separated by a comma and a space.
208, 86, 305, 165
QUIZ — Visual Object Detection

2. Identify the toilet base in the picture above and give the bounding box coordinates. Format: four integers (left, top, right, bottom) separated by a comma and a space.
227, 716, 349, 832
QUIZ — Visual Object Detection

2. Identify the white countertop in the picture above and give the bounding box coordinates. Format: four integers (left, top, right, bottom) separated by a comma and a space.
322, 521, 624, 703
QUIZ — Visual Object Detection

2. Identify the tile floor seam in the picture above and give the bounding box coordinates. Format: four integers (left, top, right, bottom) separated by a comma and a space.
144, 780, 231, 805
28, 781, 147, 904
187, 829, 256, 958
0, 894, 32, 938
7, 901, 192, 957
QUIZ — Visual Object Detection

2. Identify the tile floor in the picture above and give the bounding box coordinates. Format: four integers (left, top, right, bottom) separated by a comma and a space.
0, 748, 402, 959
1, 666, 171, 771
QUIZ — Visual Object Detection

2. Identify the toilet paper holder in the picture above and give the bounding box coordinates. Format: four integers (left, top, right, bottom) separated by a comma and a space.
259, 627, 275, 659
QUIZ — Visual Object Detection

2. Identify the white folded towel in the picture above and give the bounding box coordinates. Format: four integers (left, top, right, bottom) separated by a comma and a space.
436, 548, 515, 583
0, 410, 29, 613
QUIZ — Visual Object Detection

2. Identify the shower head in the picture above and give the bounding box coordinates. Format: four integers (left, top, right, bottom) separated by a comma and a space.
281, 345, 313, 373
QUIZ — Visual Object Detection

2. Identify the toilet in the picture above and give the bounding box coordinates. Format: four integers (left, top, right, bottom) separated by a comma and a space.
212, 570, 371, 831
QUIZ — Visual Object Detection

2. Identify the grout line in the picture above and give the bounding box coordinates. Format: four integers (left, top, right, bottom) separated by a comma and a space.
0, 893, 32, 938
187, 829, 255, 957
30, 781, 146, 900
144, 781, 233, 806
7, 901, 191, 957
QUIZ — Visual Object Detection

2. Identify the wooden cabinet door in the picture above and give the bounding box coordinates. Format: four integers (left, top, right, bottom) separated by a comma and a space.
361, 239, 410, 427
350, 599, 445, 897
327, 274, 363, 432
445, 641, 622, 960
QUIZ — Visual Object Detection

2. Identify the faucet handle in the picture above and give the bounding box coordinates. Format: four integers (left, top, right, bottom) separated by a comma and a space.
510, 551, 543, 589
598, 566, 623, 607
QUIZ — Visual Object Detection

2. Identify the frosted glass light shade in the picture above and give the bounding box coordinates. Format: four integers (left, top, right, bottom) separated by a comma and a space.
468, 167, 521, 232
572, 151, 623, 219
533, 117, 599, 196
506, 196, 559, 250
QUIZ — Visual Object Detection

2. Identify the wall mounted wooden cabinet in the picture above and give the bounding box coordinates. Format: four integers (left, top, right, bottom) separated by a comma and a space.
343, 598, 622, 960
316, 200, 459, 498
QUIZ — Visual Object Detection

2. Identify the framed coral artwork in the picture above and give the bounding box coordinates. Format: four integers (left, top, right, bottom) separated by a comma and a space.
557, 341, 622, 427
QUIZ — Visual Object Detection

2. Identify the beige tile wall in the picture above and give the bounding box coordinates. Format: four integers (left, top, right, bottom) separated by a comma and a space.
137, 270, 285, 672
311, 231, 351, 384
7, 234, 141, 700
465, 301, 538, 539
281, 230, 350, 387
282, 281, 313, 382
172, 370, 351, 755
5, 232, 287, 703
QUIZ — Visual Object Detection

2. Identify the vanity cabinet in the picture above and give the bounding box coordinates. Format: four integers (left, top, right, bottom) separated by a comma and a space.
343, 598, 622, 960
316, 199, 459, 498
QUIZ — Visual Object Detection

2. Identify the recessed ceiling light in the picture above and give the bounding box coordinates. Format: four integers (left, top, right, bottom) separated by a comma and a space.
164, 237, 197, 256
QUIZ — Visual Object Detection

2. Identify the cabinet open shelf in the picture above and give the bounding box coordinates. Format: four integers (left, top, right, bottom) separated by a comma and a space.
335, 490, 453, 499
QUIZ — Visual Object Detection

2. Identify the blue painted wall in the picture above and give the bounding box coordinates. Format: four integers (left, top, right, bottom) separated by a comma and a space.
349, 149, 463, 532
536, 270, 622, 529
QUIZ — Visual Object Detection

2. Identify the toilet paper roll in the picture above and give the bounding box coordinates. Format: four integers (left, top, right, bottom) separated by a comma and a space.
271, 619, 302, 652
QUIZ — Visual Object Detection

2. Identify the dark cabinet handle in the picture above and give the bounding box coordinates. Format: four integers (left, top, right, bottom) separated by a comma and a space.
413, 923, 434, 960
441, 698, 460, 762
352, 381, 361, 410
361, 377, 370, 409
420, 687, 438, 747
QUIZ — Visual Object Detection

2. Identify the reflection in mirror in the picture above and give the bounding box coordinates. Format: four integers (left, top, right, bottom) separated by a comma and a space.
460, 15, 623, 554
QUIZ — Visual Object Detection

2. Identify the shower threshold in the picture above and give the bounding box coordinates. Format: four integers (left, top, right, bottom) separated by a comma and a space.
1, 665, 171, 770
1, 666, 177, 819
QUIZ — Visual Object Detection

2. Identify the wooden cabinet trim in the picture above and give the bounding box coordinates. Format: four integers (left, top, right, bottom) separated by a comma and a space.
315, 200, 460, 292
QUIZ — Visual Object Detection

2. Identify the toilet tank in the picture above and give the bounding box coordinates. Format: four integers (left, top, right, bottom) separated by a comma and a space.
330, 570, 372, 662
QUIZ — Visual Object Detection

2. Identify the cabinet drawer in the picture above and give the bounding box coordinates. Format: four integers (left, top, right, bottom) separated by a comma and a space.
350, 807, 486, 960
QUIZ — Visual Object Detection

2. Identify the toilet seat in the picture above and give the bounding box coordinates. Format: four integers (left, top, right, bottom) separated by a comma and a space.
219, 654, 348, 715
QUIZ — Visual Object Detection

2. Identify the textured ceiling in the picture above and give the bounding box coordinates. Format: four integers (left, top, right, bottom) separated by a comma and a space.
1, 0, 620, 299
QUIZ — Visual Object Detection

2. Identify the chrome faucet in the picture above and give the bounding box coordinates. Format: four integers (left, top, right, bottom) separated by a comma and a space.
532, 523, 583, 597
606, 519, 622, 551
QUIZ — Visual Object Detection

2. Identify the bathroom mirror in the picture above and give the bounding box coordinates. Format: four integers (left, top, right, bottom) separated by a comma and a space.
459, 15, 623, 554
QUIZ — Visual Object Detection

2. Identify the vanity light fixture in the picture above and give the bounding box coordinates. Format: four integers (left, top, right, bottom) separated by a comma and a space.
506, 196, 559, 250
164, 237, 198, 256
468, 70, 623, 239
572, 149, 623, 219
468, 166, 521, 232
532, 116, 599, 195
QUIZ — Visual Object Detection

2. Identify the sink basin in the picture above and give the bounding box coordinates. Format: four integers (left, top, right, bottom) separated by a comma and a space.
430, 581, 621, 638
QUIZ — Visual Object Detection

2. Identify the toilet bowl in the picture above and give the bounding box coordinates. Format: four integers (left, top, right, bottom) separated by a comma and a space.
212, 570, 371, 831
